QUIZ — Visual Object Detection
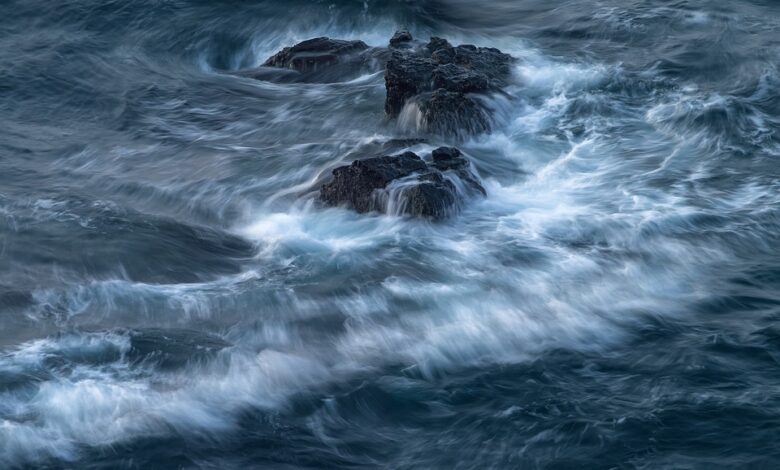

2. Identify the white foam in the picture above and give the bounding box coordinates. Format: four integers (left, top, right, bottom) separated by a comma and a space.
514, 54, 608, 95
0, 333, 332, 465
4, 24, 764, 466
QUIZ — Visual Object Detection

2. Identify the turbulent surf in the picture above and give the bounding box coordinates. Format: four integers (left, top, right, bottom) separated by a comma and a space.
1, 0, 779, 468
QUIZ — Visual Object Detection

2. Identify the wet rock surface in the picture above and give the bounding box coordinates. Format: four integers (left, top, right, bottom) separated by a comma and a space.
385, 33, 513, 135
389, 30, 414, 49
431, 147, 488, 196
256, 37, 387, 83
319, 147, 484, 219
419, 89, 491, 135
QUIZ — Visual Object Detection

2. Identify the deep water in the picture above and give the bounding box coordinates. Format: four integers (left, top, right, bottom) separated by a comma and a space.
1, 0, 780, 468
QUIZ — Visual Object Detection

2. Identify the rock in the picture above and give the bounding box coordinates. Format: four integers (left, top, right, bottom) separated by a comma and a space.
320, 152, 427, 214
432, 146, 469, 169
319, 147, 485, 219
432, 64, 490, 93
396, 172, 457, 219
431, 46, 455, 65
419, 89, 490, 136
259, 37, 385, 83
453, 45, 513, 81
385, 52, 436, 115
427, 37, 453, 54
384, 33, 513, 136
264, 37, 369, 72
389, 30, 414, 48
255, 32, 513, 136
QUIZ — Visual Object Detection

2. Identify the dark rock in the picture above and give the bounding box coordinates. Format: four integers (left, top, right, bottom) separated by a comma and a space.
453, 45, 513, 81
319, 147, 485, 219
419, 90, 490, 136
399, 172, 457, 219
427, 37, 454, 54
384, 36, 514, 136
264, 37, 369, 72
255, 32, 514, 134
431, 147, 488, 196
431, 46, 456, 65
389, 30, 414, 48
320, 152, 427, 214
432, 146, 469, 169
385, 52, 435, 115
258, 37, 384, 83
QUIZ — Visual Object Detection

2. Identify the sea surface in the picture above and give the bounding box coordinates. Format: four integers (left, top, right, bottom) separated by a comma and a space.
1, 0, 780, 468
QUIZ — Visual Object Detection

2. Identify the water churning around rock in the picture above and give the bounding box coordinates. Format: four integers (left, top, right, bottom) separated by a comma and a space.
1, 0, 780, 468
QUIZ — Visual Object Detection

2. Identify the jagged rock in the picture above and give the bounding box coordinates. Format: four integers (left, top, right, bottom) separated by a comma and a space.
255, 32, 513, 135
385, 53, 436, 115
319, 147, 484, 219
427, 37, 453, 54
432, 64, 490, 93
257, 37, 387, 83
389, 30, 414, 48
384, 33, 513, 136
320, 152, 426, 214
419, 90, 490, 135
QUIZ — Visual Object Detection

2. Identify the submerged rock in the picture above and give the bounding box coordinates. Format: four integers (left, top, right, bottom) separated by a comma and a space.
257, 37, 387, 83
128, 328, 231, 371
385, 33, 513, 136
319, 147, 484, 219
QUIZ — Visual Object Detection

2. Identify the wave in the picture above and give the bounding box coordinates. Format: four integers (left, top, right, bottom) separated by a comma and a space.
1, 0, 780, 467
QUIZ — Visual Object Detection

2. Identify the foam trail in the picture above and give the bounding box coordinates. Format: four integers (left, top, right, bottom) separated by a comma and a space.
2, 0, 780, 467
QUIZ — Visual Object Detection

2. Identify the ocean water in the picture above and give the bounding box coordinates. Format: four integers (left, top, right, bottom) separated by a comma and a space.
1, 0, 779, 468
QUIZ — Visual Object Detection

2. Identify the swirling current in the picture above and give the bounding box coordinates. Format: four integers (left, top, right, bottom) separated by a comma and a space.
1, 0, 779, 468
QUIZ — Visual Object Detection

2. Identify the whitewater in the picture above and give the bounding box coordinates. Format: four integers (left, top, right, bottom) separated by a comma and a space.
1, 0, 779, 468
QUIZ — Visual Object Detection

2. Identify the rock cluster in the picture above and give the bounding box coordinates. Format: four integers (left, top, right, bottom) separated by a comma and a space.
319, 147, 485, 219
256, 31, 514, 219
259, 32, 514, 136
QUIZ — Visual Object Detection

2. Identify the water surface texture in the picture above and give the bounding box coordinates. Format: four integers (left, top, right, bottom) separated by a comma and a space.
1, 0, 780, 468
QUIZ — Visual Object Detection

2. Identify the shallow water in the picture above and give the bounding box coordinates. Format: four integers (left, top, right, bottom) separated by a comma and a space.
1, 0, 780, 468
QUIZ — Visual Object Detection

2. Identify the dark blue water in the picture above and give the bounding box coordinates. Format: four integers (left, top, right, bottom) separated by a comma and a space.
1, 0, 780, 468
